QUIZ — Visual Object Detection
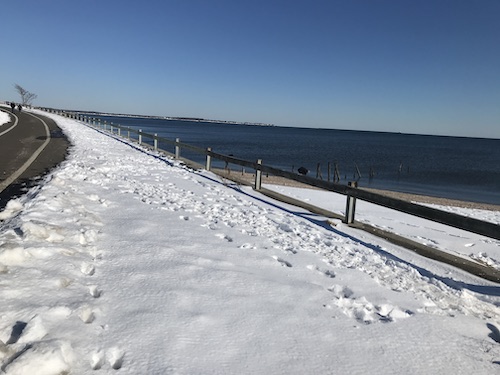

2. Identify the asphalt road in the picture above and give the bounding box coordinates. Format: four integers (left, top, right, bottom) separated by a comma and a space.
0, 107, 69, 210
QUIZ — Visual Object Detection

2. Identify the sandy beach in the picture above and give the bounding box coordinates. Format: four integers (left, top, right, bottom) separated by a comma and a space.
212, 168, 500, 212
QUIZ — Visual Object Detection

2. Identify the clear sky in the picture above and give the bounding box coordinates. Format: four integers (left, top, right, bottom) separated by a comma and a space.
1, 0, 499, 138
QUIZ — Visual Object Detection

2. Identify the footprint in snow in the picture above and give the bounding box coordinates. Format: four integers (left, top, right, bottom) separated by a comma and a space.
239, 243, 255, 250
59, 278, 73, 288
327, 284, 354, 298
215, 233, 233, 242
89, 285, 102, 298
306, 265, 336, 278
90, 347, 125, 370
272, 256, 292, 267
326, 284, 412, 324
79, 307, 95, 324
91, 350, 105, 370
81, 262, 95, 276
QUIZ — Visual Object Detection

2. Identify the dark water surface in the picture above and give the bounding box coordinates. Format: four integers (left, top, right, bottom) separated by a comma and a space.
89, 115, 500, 205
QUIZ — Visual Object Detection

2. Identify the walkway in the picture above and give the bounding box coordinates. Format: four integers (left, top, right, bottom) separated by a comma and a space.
0, 106, 69, 209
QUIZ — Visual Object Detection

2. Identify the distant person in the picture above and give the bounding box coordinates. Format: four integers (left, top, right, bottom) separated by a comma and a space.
18, 104, 22, 112
10, 102, 15, 112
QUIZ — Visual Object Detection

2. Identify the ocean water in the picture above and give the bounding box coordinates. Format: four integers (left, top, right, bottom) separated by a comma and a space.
89, 115, 500, 205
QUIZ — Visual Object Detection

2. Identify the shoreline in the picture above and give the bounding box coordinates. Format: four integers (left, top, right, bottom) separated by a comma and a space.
212, 168, 500, 212
359, 187, 500, 211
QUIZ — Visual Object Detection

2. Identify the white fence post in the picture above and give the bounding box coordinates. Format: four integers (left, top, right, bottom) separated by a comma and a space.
154, 134, 158, 150
206, 148, 212, 170
254, 159, 262, 190
344, 181, 358, 224
139, 129, 142, 145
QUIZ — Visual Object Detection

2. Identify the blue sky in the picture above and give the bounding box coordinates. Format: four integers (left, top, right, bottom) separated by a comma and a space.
1, 0, 499, 138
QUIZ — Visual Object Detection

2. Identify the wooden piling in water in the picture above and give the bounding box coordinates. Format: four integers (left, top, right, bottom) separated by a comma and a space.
354, 162, 362, 179
316, 163, 322, 180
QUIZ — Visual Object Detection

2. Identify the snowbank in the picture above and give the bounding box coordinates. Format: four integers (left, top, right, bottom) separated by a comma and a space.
0, 110, 499, 374
0, 110, 10, 126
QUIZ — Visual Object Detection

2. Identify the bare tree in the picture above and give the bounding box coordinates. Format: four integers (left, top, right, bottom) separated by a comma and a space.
14, 83, 38, 106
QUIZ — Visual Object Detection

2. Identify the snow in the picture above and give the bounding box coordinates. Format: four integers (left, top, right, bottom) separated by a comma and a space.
0, 111, 10, 126
0, 109, 499, 374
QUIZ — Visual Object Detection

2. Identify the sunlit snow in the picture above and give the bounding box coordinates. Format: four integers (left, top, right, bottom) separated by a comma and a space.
0, 111, 10, 127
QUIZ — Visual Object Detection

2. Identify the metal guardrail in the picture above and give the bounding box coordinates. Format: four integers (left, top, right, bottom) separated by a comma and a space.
41, 108, 500, 241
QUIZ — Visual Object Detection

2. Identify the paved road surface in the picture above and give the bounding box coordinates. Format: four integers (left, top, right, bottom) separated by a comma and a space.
0, 107, 69, 209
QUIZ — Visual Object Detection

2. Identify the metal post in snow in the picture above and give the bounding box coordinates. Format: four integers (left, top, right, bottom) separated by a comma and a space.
254, 159, 263, 190
154, 134, 158, 150
175, 138, 180, 159
139, 130, 142, 145
206, 148, 212, 171
344, 181, 358, 224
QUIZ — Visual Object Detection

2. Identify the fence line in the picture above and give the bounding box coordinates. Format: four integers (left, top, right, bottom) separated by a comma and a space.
40, 108, 500, 242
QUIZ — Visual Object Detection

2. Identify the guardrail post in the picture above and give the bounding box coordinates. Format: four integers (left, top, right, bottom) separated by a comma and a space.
254, 159, 263, 190
139, 129, 142, 145
118, 127, 121, 137
206, 148, 212, 170
175, 138, 180, 159
154, 134, 158, 150
344, 181, 358, 224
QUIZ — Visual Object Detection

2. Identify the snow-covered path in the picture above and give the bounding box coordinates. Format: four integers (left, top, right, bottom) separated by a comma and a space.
0, 110, 499, 374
